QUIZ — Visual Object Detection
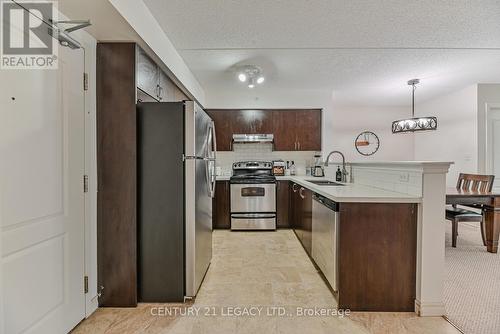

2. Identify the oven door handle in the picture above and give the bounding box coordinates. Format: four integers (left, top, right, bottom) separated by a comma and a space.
231, 213, 276, 219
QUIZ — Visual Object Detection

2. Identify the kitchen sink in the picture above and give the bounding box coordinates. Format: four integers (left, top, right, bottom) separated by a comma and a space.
306, 180, 344, 186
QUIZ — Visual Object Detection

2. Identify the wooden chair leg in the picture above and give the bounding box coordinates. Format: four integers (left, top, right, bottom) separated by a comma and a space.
480, 220, 487, 246
452, 220, 458, 247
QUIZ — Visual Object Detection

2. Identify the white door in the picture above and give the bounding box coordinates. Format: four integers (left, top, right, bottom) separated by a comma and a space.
486, 105, 500, 192
0, 8, 86, 334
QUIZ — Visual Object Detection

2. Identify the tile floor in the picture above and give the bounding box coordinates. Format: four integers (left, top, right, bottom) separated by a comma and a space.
72, 230, 460, 334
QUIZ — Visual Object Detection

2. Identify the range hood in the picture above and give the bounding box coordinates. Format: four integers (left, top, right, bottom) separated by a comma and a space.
232, 134, 274, 144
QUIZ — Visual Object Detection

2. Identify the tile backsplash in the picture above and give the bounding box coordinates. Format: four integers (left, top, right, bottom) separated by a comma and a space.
216, 143, 317, 175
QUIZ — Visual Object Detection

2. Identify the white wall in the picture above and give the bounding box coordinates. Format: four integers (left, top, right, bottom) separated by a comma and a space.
323, 103, 415, 162
414, 85, 478, 185
477, 84, 500, 173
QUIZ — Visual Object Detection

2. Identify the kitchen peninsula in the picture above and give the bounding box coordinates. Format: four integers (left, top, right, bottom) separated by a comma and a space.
215, 161, 452, 316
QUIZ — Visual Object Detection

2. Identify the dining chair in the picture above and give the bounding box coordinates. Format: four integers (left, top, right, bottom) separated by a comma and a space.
445, 173, 495, 247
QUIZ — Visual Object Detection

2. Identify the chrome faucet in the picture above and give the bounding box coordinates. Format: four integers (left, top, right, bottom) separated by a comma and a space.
324, 150, 348, 182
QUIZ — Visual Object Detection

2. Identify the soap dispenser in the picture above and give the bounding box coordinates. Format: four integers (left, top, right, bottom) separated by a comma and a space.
336, 166, 342, 182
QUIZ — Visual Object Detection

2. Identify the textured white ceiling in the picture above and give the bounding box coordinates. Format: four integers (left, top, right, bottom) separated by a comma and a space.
143, 0, 500, 49
143, 0, 500, 107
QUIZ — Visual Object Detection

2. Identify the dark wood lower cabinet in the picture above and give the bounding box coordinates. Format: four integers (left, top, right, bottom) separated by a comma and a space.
300, 187, 313, 255
338, 203, 417, 312
213, 181, 230, 229
290, 182, 313, 254
276, 181, 290, 228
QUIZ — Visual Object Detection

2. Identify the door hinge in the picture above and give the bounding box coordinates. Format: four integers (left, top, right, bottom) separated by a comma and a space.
84, 276, 89, 294
83, 174, 89, 193
83, 72, 89, 91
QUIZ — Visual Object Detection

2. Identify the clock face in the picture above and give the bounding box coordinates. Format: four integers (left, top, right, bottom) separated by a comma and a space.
355, 131, 380, 156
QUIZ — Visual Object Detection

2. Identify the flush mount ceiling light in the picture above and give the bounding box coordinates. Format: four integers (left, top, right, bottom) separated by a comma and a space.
236, 65, 265, 88
392, 79, 438, 134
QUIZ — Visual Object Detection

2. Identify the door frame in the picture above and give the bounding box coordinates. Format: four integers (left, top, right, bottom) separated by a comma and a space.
485, 103, 500, 191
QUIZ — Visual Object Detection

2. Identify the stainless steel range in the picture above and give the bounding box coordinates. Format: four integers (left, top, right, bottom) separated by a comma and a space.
230, 161, 277, 230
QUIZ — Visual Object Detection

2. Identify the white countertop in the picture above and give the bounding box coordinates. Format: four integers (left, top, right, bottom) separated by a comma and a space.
216, 175, 421, 203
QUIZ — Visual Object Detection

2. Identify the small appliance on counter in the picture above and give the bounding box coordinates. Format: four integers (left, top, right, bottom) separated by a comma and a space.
272, 160, 285, 176
311, 153, 325, 177
312, 165, 325, 177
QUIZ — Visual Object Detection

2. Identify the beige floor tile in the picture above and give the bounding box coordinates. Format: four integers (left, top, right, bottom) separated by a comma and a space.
72, 229, 459, 334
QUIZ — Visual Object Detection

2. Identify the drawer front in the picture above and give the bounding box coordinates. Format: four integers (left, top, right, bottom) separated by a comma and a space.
231, 214, 276, 230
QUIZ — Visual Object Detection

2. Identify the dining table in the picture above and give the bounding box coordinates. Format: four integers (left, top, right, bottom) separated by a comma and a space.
446, 188, 500, 253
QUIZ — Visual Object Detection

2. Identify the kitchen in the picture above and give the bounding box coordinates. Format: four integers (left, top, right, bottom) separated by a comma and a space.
2, 1, 500, 334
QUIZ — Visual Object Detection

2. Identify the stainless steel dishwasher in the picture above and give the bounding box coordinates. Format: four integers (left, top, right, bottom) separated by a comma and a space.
311, 193, 339, 292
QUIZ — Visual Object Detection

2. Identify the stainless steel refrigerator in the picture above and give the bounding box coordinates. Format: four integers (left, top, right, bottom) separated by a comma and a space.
138, 101, 216, 302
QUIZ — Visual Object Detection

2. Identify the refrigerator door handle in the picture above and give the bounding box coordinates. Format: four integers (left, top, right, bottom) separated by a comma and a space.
211, 120, 217, 160
210, 121, 217, 197
183, 155, 204, 161
203, 124, 215, 198
204, 122, 217, 198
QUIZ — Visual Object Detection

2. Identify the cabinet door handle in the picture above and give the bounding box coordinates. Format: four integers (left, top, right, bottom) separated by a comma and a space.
292, 183, 299, 192
158, 85, 163, 100
297, 142, 300, 150
299, 187, 305, 199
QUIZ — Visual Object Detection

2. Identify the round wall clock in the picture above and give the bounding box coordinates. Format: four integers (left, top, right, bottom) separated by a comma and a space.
355, 131, 380, 156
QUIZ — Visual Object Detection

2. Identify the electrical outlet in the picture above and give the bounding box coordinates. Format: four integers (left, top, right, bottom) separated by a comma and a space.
399, 173, 410, 182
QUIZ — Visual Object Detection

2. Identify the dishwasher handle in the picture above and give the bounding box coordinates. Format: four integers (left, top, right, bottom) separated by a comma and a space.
313, 193, 339, 212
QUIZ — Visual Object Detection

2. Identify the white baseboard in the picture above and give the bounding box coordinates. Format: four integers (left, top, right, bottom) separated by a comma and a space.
415, 299, 446, 317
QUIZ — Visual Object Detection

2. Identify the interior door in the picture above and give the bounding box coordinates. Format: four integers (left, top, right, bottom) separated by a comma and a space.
487, 106, 500, 191
0, 9, 86, 334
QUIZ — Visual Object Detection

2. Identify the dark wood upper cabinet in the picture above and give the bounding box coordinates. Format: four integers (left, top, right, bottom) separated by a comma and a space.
158, 71, 175, 102
136, 47, 187, 102
272, 111, 297, 151
295, 110, 322, 151
207, 109, 322, 151
136, 48, 159, 100
206, 110, 233, 151
232, 109, 273, 134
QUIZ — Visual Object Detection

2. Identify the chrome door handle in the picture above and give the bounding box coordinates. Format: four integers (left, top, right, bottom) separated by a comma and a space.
292, 183, 299, 192
211, 121, 217, 157
299, 187, 305, 199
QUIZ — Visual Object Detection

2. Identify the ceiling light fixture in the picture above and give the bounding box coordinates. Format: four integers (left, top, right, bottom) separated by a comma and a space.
236, 65, 265, 88
238, 73, 247, 82
392, 79, 437, 134
248, 77, 256, 88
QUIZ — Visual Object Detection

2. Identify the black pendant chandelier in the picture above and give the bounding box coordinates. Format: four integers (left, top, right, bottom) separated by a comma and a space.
392, 79, 437, 134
